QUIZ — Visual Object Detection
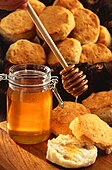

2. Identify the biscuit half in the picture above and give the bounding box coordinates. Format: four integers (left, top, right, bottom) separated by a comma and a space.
69, 114, 112, 154
46, 134, 97, 168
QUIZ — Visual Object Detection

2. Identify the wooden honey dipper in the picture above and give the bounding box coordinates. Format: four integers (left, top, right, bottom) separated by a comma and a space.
60, 65, 88, 96
27, 2, 88, 97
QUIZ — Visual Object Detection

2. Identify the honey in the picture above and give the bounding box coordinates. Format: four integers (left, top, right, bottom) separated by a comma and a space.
7, 89, 52, 144
6, 64, 54, 144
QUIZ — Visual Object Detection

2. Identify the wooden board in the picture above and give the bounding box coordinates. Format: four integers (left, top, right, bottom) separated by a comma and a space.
0, 121, 112, 170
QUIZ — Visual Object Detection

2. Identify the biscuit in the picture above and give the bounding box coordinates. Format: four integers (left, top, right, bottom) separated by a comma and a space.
70, 8, 100, 44
46, 134, 97, 168
47, 38, 82, 66
6, 39, 46, 65
80, 43, 112, 64
53, 0, 83, 13
51, 101, 91, 136
37, 6, 75, 42
82, 90, 112, 125
29, 0, 46, 15
0, 9, 36, 43
69, 114, 112, 154
97, 25, 112, 48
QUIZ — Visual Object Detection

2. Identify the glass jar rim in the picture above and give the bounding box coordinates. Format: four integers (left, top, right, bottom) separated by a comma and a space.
8, 64, 51, 87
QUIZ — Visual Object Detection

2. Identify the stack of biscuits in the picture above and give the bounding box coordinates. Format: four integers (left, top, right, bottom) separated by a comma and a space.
0, 0, 111, 111
46, 98, 112, 168
46, 0, 112, 66
0, 0, 111, 67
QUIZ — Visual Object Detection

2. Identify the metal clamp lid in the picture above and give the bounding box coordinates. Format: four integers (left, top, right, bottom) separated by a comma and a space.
50, 76, 64, 108
0, 74, 7, 81
0, 74, 64, 108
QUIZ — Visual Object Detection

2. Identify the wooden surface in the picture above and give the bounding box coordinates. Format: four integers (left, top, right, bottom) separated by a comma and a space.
0, 122, 112, 170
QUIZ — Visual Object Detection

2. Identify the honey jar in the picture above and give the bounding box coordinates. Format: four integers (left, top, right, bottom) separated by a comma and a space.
1, 64, 62, 144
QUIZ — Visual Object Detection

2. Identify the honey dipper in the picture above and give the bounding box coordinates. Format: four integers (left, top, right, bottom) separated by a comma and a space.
27, 2, 88, 97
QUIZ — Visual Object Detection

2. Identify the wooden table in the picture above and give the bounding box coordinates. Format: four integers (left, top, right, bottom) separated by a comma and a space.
0, 121, 112, 170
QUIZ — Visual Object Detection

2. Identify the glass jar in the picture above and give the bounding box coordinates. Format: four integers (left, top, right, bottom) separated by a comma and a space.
2, 64, 62, 144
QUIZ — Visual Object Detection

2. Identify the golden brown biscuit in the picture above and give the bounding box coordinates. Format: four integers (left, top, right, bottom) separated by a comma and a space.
37, 6, 75, 42
82, 91, 112, 125
97, 26, 112, 48
80, 43, 112, 64
6, 39, 46, 65
69, 114, 112, 154
51, 101, 91, 136
47, 38, 82, 66
53, 0, 83, 13
0, 9, 36, 43
70, 8, 100, 44
29, 0, 46, 15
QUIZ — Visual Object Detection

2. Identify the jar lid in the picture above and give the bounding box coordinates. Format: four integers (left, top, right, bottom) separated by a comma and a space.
8, 64, 51, 87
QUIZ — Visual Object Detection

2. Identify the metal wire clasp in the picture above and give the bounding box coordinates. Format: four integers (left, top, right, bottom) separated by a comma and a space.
0, 74, 8, 81
50, 76, 64, 108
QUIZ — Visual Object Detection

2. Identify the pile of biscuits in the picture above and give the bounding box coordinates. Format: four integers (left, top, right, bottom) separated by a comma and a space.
47, 90, 112, 168
0, 0, 111, 66
51, 90, 112, 141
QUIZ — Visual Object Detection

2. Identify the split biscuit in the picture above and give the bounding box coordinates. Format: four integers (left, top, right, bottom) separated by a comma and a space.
0, 9, 36, 43
70, 8, 100, 44
53, 0, 83, 13
51, 101, 91, 136
47, 38, 82, 66
37, 6, 75, 42
6, 39, 46, 65
97, 26, 112, 48
69, 114, 112, 154
82, 90, 112, 125
80, 43, 112, 65
46, 134, 97, 168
